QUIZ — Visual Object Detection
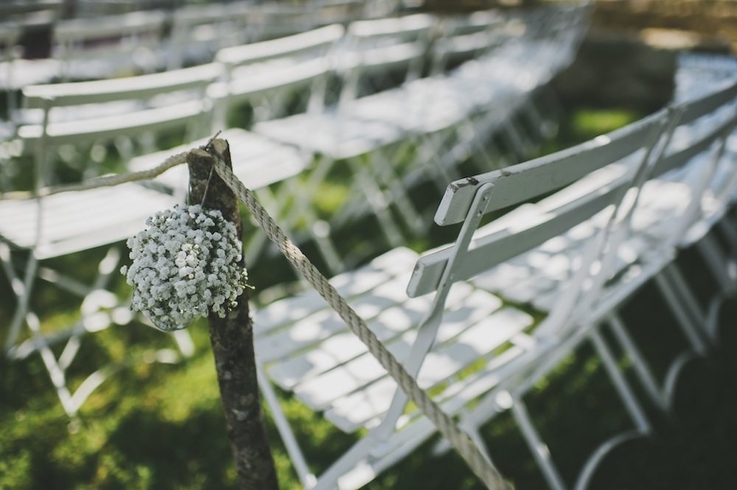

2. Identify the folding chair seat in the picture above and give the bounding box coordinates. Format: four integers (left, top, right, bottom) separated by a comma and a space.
248, 2, 323, 42
253, 105, 412, 266
674, 52, 737, 104
252, 97, 671, 490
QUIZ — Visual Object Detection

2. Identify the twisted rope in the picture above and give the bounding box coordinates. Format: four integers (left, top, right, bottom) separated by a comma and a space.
210, 153, 510, 490
0, 150, 191, 200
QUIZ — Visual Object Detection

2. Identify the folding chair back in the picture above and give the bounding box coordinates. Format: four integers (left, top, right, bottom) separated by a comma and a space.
312, 0, 365, 26
52, 10, 168, 81
0, 23, 23, 116
249, 2, 320, 41
337, 13, 435, 107
17, 62, 221, 188
428, 9, 504, 76
213, 24, 344, 130
167, 2, 254, 70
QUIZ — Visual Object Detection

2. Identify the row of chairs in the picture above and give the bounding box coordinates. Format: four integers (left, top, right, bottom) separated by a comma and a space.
0, 0, 396, 91
250, 53, 737, 489
0, 5, 588, 419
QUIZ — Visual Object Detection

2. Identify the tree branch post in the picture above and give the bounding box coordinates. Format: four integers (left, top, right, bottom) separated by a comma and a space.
188, 138, 279, 490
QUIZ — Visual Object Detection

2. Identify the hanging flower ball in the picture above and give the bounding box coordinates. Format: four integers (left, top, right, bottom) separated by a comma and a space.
121, 204, 248, 332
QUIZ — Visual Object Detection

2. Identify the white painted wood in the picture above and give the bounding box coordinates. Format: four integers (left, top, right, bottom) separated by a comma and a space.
217, 24, 344, 67
434, 109, 668, 226
22, 63, 222, 108
0, 184, 177, 259
324, 307, 533, 433
254, 110, 405, 160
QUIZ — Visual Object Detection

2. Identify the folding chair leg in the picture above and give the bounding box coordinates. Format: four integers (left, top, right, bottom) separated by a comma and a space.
257, 367, 317, 489
589, 329, 651, 435
661, 263, 709, 332
511, 393, 567, 490
654, 270, 709, 355
280, 157, 346, 275
347, 158, 405, 248
696, 233, 736, 296
372, 151, 425, 236
25, 312, 77, 415
4, 253, 38, 354
717, 217, 737, 256
607, 314, 668, 411
172, 330, 195, 358
425, 132, 462, 189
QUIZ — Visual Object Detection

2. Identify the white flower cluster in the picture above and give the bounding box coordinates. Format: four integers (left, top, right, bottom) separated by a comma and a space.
121, 204, 248, 332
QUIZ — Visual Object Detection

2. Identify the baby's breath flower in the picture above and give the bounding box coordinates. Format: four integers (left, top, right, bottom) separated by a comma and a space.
122, 204, 248, 331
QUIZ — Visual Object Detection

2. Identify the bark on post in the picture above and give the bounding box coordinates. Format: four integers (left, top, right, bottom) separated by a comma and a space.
188, 139, 279, 490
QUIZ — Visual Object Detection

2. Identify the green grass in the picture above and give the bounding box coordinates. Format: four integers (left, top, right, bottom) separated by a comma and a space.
5, 105, 736, 490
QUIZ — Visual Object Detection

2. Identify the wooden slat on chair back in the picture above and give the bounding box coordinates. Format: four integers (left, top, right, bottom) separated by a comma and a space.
407, 108, 670, 298
216, 24, 344, 69
434, 109, 668, 226
21, 63, 222, 108
337, 13, 434, 106
17, 63, 221, 175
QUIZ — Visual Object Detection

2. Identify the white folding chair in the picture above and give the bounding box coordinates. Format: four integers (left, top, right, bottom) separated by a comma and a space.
469, 78, 737, 417
0, 64, 220, 416
0, 183, 186, 417
596, 77, 737, 413
253, 15, 438, 266
251, 98, 671, 490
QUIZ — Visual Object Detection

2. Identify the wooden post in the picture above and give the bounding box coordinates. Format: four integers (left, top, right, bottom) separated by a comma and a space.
188, 139, 279, 490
